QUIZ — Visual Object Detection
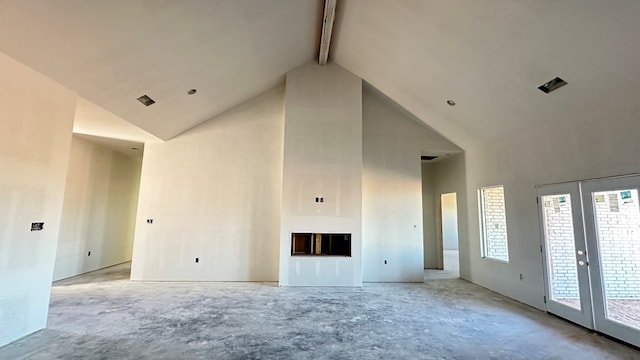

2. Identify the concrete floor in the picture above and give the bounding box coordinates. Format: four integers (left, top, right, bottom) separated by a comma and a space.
1, 263, 639, 360
424, 250, 460, 281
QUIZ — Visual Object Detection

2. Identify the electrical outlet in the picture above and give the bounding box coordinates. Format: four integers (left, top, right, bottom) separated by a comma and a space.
519, 273, 524, 280
195, 257, 199, 263
88, 251, 91, 256
384, 260, 388, 264
31, 222, 44, 231
146, 219, 153, 224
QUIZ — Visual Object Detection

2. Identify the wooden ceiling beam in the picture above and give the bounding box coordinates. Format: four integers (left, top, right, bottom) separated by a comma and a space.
318, 0, 337, 65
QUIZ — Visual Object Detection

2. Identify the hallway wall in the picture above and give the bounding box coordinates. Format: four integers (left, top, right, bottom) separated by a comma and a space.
54, 135, 142, 281
421, 162, 439, 269
433, 154, 468, 279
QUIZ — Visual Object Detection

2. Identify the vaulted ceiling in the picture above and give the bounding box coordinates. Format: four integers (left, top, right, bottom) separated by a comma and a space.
333, 0, 640, 149
1, 1, 639, 147
0, 0, 321, 140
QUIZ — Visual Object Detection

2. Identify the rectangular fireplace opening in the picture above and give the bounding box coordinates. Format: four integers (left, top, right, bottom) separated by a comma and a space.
291, 233, 351, 257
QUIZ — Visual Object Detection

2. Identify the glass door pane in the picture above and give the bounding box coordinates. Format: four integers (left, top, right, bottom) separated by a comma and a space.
537, 182, 592, 329
582, 175, 640, 348
541, 194, 581, 310
592, 189, 640, 330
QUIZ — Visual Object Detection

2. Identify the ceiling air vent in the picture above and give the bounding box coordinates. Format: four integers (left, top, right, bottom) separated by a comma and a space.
421, 155, 438, 161
136, 94, 156, 106
538, 77, 567, 94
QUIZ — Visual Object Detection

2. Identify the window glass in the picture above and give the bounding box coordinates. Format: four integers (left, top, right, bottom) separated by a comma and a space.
480, 186, 509, 262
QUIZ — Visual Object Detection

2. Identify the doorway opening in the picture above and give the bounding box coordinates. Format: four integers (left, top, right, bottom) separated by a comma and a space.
441, 193, 460, 277
425, 192, 460, 280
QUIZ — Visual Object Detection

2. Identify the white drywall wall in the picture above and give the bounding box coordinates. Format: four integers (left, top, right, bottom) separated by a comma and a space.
131, 86, 284, 281
461, 90, 640, 309
362, 82, 459, 281
279, 62, 362, 286
0, 51, 76, 347
433, 154, 468, 279
53, 135, 142, 281
441, 193, 458, 250
422, 163, 439, 269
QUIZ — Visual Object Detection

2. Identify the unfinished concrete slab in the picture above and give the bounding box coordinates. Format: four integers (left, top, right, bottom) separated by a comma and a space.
1, 263, 638, 359
425, 250, 460, 281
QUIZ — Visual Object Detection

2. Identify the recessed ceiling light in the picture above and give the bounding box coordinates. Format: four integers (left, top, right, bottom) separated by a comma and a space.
187, 89, 197, 95
538, 77, 567, 93
136, 94, 155, 106
446, 99, 456, 106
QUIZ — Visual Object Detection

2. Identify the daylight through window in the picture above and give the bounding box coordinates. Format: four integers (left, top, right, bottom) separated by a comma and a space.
479, 185, 509, 262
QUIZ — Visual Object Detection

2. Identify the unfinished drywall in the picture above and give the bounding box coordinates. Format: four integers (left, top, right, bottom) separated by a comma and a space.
279, 63, 362, 286
433, 154, 468, 279
131, 86, 284, 281
0, 51, 76, 347
362, 85, 460, 281
422, 163, 439, 269
461, 86, 640, 309
53, 135, 142, 281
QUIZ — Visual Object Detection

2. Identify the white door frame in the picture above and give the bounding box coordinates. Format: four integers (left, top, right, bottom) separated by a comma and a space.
581, 175, 640, 348
536, 182, 593, 329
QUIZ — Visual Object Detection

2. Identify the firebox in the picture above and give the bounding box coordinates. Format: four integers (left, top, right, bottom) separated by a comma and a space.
291, 233, 351, 257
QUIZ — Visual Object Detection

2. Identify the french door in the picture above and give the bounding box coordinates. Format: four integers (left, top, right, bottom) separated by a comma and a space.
537, 176, 640, 347
537, 182, 593, 328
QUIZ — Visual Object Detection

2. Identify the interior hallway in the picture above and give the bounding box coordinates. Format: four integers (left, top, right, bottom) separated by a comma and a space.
0, 263, 638, 360
425, 250, 460, 281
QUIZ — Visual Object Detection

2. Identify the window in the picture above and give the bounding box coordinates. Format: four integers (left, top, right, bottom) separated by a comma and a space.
291, 233, 351, 256
479, 185, 509, 262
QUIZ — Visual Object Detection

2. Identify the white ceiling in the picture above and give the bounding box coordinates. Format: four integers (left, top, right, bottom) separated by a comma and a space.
1, 1, 639, 149
0, 0, 322, 140
74, 96, 160, 143
332, 0, 640, 150
74, 133, 144, 160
